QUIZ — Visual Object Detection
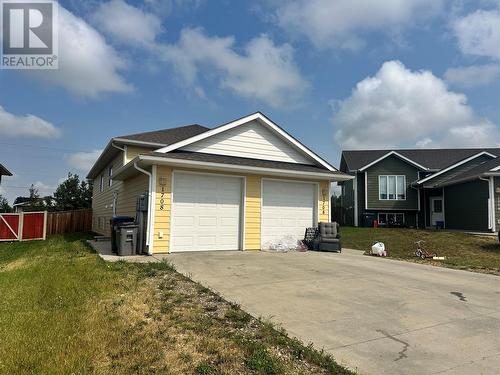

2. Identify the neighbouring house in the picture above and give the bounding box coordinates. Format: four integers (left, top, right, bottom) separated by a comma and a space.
339, 148, 500, 232
0, 163, 12, 185
87, 112, 351, 254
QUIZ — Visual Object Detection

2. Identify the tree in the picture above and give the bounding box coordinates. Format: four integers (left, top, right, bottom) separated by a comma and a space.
53, 173, 93, 211
0, 195, 11, 213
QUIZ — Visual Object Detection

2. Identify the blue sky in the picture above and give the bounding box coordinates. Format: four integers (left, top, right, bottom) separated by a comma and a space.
1, 0, 500, 203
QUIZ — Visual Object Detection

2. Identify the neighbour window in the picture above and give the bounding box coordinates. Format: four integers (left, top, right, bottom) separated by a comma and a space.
379, 175, 406, 200
99, 175, 104, 192
433, 199, 443, 213
378, 213, 404, 226
108, 166, 113, 187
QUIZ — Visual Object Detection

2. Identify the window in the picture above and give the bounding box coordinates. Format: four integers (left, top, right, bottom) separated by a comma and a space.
99, 175, 104, 192
433, 199, 443, 213
379, 175, 406, 200
378, 213, 404, 226
108, 166, 113, 187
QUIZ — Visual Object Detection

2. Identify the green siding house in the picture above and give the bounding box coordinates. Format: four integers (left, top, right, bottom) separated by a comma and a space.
339, 149, 500, 233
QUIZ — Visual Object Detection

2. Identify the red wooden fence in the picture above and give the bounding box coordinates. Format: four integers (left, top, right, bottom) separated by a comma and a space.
0, 212, 46, 241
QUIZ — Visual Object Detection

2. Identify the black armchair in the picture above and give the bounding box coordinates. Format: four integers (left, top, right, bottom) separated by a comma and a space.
314, 222, 341, 252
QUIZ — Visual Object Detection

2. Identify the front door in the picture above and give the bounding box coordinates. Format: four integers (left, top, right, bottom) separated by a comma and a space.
430, 197, 444, 226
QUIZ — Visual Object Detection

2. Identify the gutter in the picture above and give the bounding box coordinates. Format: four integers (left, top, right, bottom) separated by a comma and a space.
138, 155, 353, 181
479, 176, 495, 232
133, 162, 154, 255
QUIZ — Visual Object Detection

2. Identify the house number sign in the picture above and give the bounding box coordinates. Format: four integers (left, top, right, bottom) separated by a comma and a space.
159, 177, 167, 211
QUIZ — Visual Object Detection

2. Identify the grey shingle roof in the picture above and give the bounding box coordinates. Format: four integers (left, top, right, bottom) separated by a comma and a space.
116, 124, 210, 145
147, 151, 337, 174
341, 148, 500, 172
436, 158, 500, 186
0, 163, 12, 176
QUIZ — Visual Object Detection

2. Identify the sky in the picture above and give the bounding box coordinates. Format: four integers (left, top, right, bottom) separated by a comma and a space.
1, 0, 500, 203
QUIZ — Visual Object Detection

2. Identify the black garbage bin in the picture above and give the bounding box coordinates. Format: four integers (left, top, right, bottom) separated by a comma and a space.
110, 216, 135, 252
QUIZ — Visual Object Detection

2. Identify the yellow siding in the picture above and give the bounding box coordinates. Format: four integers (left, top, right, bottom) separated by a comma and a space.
318, 180, 330, 223
91, 152, 149, 236
245, 175, 261, 250
148, 165, 330, 253
152, 166, 172, 253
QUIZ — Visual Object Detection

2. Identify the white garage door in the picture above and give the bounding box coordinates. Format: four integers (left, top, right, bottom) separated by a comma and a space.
171, 172, 242, 252
262, 180, 316, 249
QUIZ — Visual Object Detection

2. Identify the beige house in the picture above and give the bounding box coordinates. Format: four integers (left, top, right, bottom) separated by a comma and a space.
87, 112, 350, 254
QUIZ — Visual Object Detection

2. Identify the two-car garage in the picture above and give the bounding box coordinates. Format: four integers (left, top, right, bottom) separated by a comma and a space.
170, 172, 318, 252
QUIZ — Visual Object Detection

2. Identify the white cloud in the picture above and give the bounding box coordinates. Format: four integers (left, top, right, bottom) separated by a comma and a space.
453, 9, 500, 60
67, 150, 102, 172
32, 4, 132, 98
444, 64, 500, 87
273, 0, 443, 49
333, 60, 500, 149
91, 0, 163, 48
160, 28, 308, 107
0, 105, 61, 138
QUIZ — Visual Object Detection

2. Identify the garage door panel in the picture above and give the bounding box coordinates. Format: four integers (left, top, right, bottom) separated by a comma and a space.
171, 173, 242, 252
262, 180, 315, 249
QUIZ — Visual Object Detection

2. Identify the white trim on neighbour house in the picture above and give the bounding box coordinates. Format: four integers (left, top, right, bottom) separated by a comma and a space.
358, 151, 428, 172
354, 174, 358, 227
155, 112, 338, 172
418, 151, 497, 185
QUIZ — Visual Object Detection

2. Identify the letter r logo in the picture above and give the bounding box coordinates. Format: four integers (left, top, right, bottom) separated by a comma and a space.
2, 1, 53, 54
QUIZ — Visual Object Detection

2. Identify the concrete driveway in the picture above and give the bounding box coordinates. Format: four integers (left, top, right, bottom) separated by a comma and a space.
166, 249, 500, 375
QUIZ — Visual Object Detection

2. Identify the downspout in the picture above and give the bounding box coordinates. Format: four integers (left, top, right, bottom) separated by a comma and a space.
479, 177, 494, 232
133, 161, 154, 255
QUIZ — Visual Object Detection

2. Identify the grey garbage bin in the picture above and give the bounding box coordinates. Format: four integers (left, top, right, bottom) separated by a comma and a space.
110, 216, 135, 252
117, 225, 138, 256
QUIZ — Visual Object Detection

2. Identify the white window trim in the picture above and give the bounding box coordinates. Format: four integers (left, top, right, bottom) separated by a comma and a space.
99, 175, 104, 192
377, 212, 405, 226
108, 166, 113, 187
379, 175, 406, 201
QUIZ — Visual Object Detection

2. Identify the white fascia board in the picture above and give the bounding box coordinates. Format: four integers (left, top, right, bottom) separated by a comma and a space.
358, 151, 428, 172
112, 138, 166, 147
132, 155, 350, 181
490, 165, 500, 172
418, 151, 497, 185
154, 112, 338, 172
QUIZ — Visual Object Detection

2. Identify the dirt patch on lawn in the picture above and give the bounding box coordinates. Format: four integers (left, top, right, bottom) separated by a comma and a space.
0, 258, 28, 273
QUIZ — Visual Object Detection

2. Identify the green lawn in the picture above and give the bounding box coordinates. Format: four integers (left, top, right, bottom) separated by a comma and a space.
341, 227, 500, 275
0, 234, 353, 375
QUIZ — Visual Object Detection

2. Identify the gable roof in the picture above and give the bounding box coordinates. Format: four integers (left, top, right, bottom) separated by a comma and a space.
431, 158, 500, 187
155, 112, 338, 172
358, 151, 428, 171
115, 124, 209, 146
341, 148, 500, 172
0, 163, 12, 176
417, 151, 497, 185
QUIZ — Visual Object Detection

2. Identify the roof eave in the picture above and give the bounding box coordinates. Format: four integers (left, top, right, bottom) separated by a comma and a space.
113, 155, 351, 182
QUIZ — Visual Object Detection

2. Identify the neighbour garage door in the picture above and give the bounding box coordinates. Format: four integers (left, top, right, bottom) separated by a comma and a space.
171, 172, 242, 252
262, 180, 316, 249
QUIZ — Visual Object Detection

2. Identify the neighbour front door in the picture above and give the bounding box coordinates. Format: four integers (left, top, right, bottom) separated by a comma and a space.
430, 197, 444, 226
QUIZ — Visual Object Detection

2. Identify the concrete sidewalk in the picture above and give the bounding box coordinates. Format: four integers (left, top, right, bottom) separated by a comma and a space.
166, 249, 500, 375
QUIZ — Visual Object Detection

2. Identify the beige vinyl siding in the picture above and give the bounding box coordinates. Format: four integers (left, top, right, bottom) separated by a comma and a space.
181, 120, 312, 164
365, 155, 419, 210
125, 146, 156, 163
91, 152, 148, 236
245, 175, 261, 250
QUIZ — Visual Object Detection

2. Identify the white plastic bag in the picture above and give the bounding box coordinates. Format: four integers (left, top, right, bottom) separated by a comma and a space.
371, 242, 387, 256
